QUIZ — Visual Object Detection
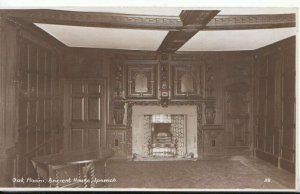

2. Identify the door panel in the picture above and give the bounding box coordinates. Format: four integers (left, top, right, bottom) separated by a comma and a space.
72, 97, 84, 121
71, 129, 84, 150
88, 97, 100, 121
69, 79, 106, 150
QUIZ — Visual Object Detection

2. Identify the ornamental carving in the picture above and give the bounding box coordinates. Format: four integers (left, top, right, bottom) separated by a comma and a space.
159, 53, 170, 107
127, 64, 156, 98
111, 57, 124, 99
172, 64, 202, 99
205, 63, 214, 98
207, 14, 295, 28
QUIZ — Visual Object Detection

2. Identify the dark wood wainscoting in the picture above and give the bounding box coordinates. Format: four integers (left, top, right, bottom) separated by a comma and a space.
253, 36, 295, 173
16, 36, 63, 178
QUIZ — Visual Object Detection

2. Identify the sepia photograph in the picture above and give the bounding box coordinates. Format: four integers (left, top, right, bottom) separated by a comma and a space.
0, 0, 298, 192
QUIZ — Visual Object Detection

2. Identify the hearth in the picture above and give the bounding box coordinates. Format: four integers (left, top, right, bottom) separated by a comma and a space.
150, 122, 177, 157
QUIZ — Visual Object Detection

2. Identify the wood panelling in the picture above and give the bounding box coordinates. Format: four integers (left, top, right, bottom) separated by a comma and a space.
254, 36, 295, 173
106, 127, 127, 158
0, 14, 65, 186
16, 36, 63, 177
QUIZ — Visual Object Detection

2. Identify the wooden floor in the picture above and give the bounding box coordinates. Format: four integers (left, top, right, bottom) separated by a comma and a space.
17, 149, 295, 190
99, 154, 295, 190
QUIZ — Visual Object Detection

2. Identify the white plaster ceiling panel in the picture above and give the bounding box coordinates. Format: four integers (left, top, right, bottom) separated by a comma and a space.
179, 28, 297, 51
35, 23, 169, 50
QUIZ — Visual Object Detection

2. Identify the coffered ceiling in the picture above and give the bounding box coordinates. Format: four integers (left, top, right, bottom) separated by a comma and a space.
3, 7, 297, 51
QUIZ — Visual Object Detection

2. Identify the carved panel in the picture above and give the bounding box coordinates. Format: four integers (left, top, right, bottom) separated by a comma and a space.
111, 57, 124, 99
106, 129, 127, 158
203, 127, 224, 154
205, 63, 215, 98
159, 53, 170, 107
171, 65, 201, 99
126, 64, 156, 98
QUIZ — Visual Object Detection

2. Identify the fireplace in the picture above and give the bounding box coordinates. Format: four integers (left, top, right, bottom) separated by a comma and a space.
150, 115, 176, 157
132, 105, 198, 159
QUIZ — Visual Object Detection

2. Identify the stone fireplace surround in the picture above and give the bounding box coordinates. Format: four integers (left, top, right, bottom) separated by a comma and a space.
132, 105, 198, 158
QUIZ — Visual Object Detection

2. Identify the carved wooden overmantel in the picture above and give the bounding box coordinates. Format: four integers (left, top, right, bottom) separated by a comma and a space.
171, 64, 202, 99
126, 64, 157, 99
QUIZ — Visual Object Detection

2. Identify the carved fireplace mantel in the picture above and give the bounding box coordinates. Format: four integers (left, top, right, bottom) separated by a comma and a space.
131, 105, 198, 158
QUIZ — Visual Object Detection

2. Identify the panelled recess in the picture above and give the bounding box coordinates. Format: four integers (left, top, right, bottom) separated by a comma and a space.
126, 64, 157, 98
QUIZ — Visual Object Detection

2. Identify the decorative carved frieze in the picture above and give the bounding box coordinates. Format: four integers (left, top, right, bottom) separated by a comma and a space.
4, 10, 295, 32
206, 14, 295, 30
5, 9, 183, 30
171, 54, 203, 61
126, 54, 158, 61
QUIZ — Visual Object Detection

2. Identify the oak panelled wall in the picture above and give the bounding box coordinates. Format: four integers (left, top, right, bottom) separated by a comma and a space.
17, 36, 63, 177
253, 36, 295, 173
0, 16, 65, 186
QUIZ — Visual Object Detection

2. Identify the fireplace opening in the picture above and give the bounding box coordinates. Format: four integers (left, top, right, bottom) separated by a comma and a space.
152, 123, 172, 144
148, 114, 178, 157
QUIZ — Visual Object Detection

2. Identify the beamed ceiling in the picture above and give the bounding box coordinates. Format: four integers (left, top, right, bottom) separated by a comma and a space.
3, 8, 297, 51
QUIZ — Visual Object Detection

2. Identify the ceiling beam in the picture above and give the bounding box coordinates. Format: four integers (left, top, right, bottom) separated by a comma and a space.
1, 9, 295, 31
6, 17, 67, 51
205, 14, 295, 30
2, 9, 183, 30
157, 10, 220, 52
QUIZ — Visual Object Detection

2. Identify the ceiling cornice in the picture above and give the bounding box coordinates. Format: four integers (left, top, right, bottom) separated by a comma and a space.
1, 9, 296, 31
206, 14, 295, 30
2, 9, 183, 30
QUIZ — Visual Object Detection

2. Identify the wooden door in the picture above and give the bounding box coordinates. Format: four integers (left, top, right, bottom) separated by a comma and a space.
68, 79, 106, 150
